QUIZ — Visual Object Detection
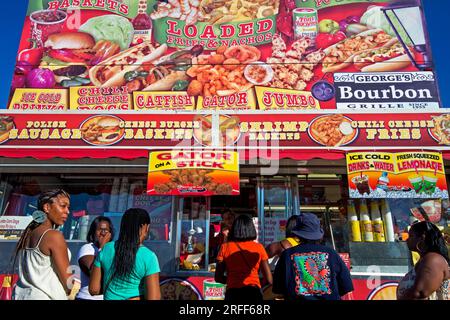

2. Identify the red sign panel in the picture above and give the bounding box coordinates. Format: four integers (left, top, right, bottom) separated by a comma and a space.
0, 112, 450, 151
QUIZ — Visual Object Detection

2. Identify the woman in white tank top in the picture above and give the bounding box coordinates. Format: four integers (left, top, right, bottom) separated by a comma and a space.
12, 190, 73, 300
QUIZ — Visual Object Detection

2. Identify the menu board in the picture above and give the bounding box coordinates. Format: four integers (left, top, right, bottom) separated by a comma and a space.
1, 111, 450, 151
8, 0, 439, 111
0, 216, 33, 240
347, 151, 448, 199
147, 150, 240, 196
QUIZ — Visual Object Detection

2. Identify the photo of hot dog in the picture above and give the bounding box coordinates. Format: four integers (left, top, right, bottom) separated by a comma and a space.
95, 45, 204, 93
322, 29, 394, 73
131, 46, 203, 93
353, 39, 412, 72
88, 42, 168, 87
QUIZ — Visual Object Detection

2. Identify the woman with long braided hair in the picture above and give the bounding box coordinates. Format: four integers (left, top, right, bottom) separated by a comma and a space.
12, 189, 73, 300
89, 208, 161, 300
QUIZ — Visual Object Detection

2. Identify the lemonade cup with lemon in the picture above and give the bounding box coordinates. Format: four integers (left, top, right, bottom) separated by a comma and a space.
408, 175, 423, 193
421, 175, 438, 195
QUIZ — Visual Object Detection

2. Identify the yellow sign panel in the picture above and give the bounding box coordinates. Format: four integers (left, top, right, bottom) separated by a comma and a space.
134, 91, 195, 111
255, 86, 320, 110
197, 90, 257, 110
9, 89, 68, 111
149, 151, 239, 172
70, 86, 132, 111
347, 152, 447, 199
147, 150, 240, 196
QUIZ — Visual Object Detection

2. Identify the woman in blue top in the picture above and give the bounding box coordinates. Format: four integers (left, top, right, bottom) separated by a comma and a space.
89, 208, 161, 300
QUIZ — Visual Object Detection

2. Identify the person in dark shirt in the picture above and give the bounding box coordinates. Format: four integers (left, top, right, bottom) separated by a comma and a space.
273, 212, 354, 300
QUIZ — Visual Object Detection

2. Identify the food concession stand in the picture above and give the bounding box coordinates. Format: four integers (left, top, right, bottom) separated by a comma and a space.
1, 0, 449, 300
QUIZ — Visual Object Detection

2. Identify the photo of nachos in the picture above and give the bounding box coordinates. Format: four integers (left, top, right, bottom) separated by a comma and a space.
429, 114, 450, 145
80, 115, 125, 146
193, 114, 240, 147
308, 114, 358, 147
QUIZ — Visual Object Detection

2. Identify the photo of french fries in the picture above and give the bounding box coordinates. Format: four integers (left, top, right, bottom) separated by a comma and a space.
154, 169, 233, 195
193, 114, 241, 147
308, 114, 357, 147
430, 114, 450, 145
150, 0, 279, 25
187, 45, 261, 97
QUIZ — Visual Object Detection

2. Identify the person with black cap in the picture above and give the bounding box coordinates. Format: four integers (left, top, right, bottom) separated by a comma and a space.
272, 213, 354, 300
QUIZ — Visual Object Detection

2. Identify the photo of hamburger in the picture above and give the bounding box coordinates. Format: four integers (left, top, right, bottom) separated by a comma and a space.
0, 116, 15, 144
80, 115, 124, 146
41, 32, 96, 86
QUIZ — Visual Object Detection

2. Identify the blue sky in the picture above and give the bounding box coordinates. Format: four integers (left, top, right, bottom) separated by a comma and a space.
0, 0, 448, 108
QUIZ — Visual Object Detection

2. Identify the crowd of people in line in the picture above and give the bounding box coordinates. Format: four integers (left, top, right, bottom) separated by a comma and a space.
6, 189, 450, 301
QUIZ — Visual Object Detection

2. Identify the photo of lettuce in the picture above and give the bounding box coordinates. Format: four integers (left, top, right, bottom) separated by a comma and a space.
361, 6, 413, 46
79, 15, 134, 51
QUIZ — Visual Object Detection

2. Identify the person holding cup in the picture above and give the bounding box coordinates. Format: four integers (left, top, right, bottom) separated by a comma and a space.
76, 216, 114, 300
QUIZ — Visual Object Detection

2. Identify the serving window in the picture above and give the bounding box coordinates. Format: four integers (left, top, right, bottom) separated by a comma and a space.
176, 197, 210, 272
0, 159, 173, 242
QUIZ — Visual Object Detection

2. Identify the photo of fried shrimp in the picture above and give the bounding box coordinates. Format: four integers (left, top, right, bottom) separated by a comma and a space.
308, 114, 357, 147
187, 45, 260, 97
193, 115, 240, 147
154, 169, 234, 195
429, 114, 450, 145
80, 115, 125, 146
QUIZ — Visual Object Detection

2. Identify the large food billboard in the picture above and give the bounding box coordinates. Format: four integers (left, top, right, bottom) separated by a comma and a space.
8, 0, 440, 111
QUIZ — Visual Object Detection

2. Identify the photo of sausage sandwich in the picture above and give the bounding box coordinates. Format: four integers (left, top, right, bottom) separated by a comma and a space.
89, 42, 167, 88
89, 43, 204, 93
353, 39, 412, 72
322, 29, 394, 73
